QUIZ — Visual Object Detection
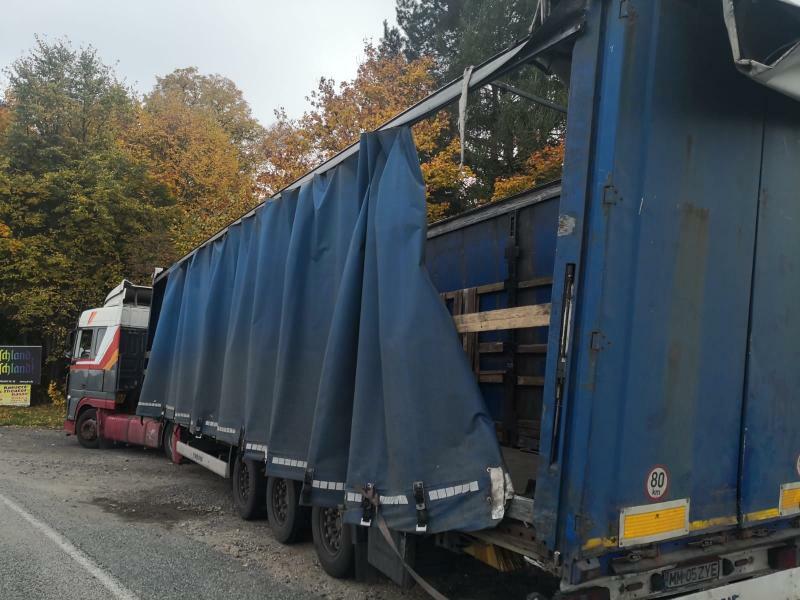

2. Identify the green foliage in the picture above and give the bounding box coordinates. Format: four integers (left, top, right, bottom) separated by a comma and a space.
0, 38, 174, 355
387, 0, 567, 209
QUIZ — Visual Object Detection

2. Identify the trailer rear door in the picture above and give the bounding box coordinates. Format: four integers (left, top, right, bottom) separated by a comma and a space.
738, 93, 800, 526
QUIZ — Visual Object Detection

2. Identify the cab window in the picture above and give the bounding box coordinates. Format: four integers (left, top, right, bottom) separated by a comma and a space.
75, 329, 94, 359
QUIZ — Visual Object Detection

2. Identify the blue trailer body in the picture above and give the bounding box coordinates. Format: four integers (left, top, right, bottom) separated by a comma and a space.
523, 0, 800, 580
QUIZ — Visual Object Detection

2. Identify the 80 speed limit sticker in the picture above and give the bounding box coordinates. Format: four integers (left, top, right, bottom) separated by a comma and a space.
645, 466, 669, 501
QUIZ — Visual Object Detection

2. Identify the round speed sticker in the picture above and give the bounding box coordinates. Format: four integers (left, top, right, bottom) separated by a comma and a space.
645, 466, 669, 501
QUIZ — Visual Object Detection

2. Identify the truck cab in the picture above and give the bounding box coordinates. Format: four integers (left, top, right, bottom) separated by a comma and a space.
64, 280, 151, 447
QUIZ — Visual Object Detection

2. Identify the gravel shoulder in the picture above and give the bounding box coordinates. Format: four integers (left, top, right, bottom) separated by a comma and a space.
0, 427, 540, 600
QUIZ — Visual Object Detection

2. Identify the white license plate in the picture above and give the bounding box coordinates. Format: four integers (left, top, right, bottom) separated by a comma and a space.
663, 560, 721, 589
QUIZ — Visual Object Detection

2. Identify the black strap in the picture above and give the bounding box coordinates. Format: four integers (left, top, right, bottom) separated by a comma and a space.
360, 483, 376, 526
301, 468, 314, 503
413, 481, 428, 533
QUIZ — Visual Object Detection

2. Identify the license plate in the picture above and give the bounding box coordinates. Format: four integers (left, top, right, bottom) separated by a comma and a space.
663, 560, 721, 589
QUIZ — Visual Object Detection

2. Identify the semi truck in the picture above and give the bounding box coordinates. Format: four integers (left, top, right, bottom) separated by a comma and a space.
64, 1, 800, 598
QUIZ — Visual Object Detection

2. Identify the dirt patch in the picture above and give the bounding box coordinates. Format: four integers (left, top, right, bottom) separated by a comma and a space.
90, 496, 222, 528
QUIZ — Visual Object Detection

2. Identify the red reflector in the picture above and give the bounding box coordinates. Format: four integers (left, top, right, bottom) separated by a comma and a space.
768, 545, 798, 570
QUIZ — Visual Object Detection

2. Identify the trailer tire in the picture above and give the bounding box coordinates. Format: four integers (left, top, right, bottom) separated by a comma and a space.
76, 408, 100, 449
233, 454, 267, 520
266, 477, 305, 544
311, 506, 354, 579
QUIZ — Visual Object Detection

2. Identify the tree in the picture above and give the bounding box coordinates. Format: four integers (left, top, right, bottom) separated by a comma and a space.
0, 39, 173, 383
257, 42, 473, 218
122, 93, 255, 255
387, 0, 567, 204
147, 67, 264, 172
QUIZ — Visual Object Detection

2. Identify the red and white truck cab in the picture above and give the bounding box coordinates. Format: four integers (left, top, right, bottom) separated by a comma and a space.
64, 280, 164, 451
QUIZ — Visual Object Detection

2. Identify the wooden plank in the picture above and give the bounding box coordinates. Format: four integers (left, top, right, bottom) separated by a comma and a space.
453, 304, 550, 333
475, 281, 505, 295
517, 276, 554, 289
478, 342, 505, 354
479, 371, 505, 384
516, 376, 545, 387
518, 344, 547, 354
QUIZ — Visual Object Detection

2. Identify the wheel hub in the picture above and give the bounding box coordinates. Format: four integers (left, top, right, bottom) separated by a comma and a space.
237, 460, 250, 501
272, 478, 289, 523
320, 507, 342, 554
79, 417, 97, 441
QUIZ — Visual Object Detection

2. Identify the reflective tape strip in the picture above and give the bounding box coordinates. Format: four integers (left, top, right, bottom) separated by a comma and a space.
137, 402, 161, 408
245, 443, 267, 453
217, 426, 237, 435
428, 481, 479, 501
165, 405, 174, 411
380, 494, 409, 505
271, 457, 307, 469
343, 491, 409, 505
175, 412, 190, 419
204, 421, 218, 428
312, 480, 345, 491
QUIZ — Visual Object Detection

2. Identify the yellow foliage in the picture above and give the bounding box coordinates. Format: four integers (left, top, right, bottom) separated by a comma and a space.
420, 138, 474, 197
257, 44, 466, 222
47, 381, 66, 407
122, 97, 256, 254
492, 140, 565, 202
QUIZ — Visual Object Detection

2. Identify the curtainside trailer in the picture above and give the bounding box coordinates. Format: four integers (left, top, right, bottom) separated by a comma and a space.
64, 1, 800, 598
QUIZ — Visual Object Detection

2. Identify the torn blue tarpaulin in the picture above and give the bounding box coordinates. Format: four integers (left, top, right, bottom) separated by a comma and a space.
138, 127, 512, 533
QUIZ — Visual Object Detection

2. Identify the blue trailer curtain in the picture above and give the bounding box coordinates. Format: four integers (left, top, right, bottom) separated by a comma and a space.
139, 127, 511, 533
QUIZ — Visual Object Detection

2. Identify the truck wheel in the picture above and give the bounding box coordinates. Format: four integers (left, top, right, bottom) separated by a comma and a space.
76, 408, 100, 449
266, 477, 306, 543
162, 422, 179, 463
232, 454, 267, 520
312, 506, 354, 579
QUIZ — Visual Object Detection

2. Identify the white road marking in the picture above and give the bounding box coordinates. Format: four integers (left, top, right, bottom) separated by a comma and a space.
0, 492, 139, 600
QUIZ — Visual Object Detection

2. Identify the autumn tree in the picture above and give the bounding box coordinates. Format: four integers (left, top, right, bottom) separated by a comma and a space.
147, 67, 264, 172
122, 92, 256, 255
0, 39, 173, 380
386, 0, 567, 203
258, 42, 473, 220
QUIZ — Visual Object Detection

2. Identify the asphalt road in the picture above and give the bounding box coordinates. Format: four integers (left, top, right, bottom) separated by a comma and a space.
0, 427, 540, 600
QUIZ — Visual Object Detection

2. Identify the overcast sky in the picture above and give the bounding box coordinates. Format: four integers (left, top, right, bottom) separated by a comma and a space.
1, 0, 398, 126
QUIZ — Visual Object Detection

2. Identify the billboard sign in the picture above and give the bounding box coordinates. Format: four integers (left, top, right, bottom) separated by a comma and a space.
0, 346, 42, 385
0, 384, 31, 407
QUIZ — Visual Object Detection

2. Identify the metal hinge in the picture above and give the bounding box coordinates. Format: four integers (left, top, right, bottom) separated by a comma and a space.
619, 0, 630, 18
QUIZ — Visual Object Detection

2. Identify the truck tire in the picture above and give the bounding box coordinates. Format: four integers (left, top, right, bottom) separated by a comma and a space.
162, 422, 178, 463
311, 506, 354, 579
232, 454, 267, 520
76, 408, 100, 449
266, 477, 306, 544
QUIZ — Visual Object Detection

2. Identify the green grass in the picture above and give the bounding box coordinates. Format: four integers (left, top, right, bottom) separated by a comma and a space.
0, 403, 65, 428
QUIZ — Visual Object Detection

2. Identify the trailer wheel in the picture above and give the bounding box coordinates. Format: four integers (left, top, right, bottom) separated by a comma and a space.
76, 408, 100, 449
311, 506, 354, 579
232, 454, 267, 520
266, 477, 305, 543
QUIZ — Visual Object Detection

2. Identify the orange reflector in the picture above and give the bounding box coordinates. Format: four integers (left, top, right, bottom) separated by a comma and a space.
780, 483, 800, 516
619, 499, 689, 547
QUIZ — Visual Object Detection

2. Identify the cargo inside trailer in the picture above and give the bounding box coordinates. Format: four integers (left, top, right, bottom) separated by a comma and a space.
427, 182, 561, 501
